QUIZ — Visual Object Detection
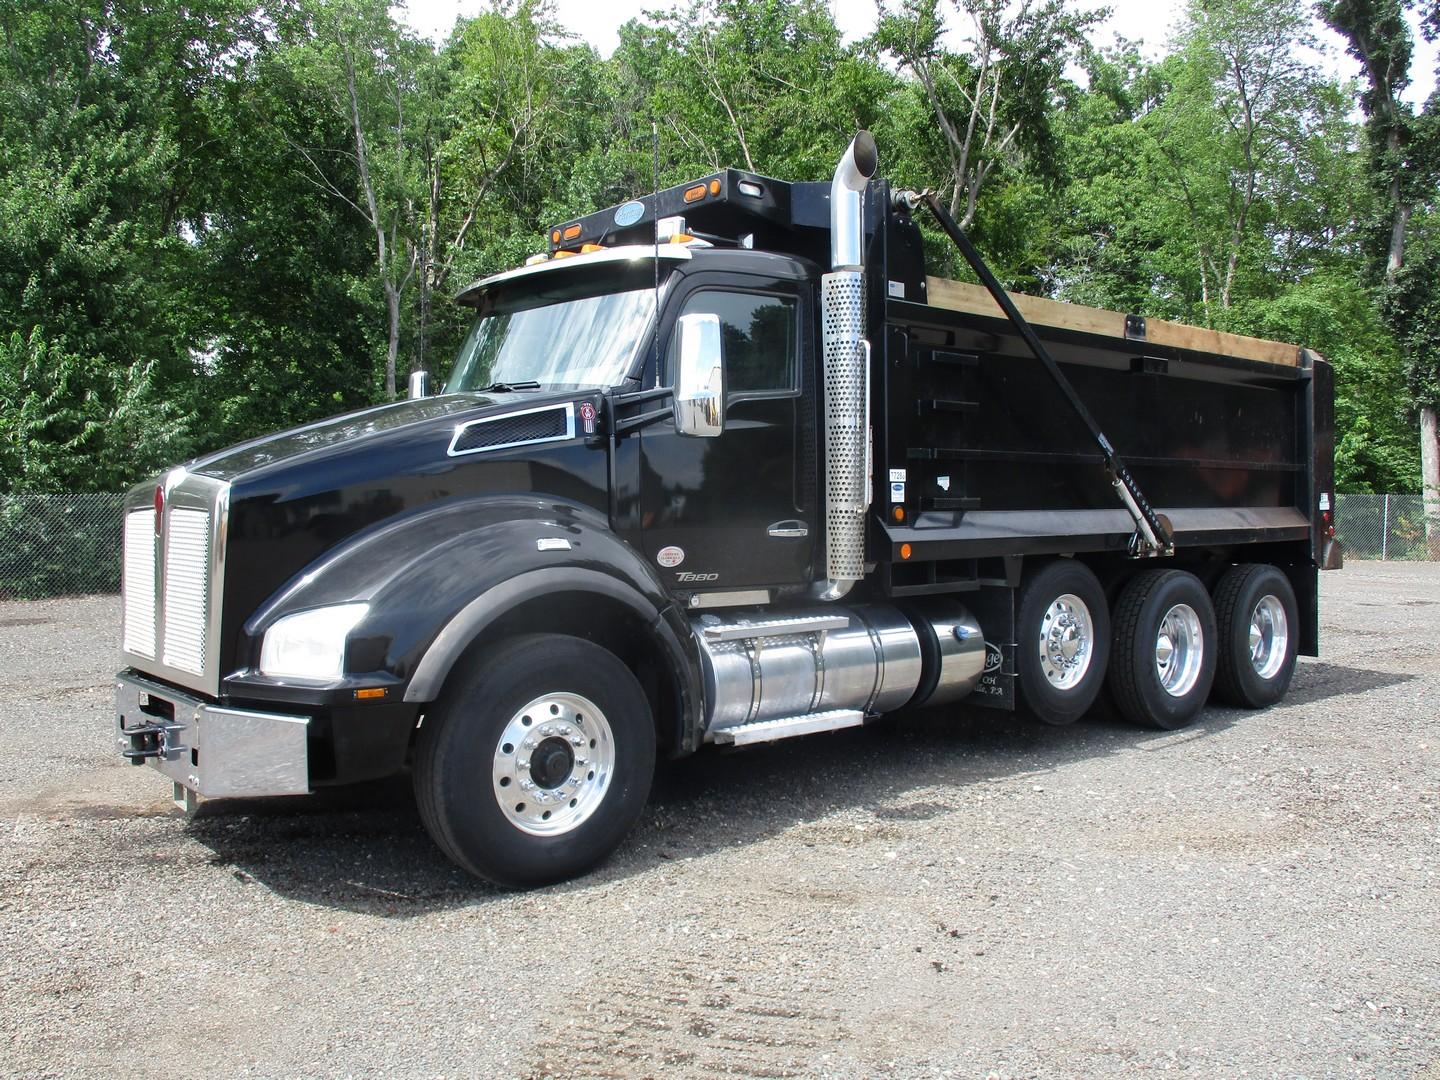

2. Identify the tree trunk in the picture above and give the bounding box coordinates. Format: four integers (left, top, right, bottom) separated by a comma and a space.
385, 282, 400, 398
1422, 405, 1440, 560
1385, 129, 1408, 278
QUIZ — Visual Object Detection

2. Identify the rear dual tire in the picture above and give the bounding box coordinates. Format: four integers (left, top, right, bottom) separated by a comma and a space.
1212, 564, 1299, 708
1108, 569, 1218, 730
1016, 560, 1111, 726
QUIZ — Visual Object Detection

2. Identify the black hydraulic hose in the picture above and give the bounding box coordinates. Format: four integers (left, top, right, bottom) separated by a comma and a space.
917, 192, 1173, 555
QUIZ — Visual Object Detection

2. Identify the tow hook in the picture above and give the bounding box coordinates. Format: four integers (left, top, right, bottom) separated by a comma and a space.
120, 720, 186, 765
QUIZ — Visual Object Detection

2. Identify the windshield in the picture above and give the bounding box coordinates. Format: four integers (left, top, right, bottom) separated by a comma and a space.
446, 286, 656, 392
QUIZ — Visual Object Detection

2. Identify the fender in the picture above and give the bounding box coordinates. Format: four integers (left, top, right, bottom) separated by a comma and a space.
233, 494, 704, 749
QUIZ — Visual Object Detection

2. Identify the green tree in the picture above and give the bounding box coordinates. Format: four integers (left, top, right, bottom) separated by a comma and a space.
0, 0, 253, 491
1322, 0, 1440, 548
873, 0, 1102, 229
270, 0, 437, 397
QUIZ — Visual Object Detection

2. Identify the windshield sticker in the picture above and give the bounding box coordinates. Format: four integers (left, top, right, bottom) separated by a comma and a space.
657, 546, 685, 568
614, 201, 645, 228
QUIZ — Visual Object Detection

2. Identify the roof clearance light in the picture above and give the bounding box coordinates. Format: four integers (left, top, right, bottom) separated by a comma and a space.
737, 180, 763, 197
683, 184, 706, 203
580, 243, 604, 253
524, 253, 550, 266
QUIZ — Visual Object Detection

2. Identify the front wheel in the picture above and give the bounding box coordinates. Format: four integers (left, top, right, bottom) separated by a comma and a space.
1108, 569, 1218, 730
414, 633, 656, 888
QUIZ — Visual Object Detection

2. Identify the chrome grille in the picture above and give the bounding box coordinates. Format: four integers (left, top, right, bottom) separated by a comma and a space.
161, 508, 211, 674
120, 473, 227, 695
122, 509, 156, 658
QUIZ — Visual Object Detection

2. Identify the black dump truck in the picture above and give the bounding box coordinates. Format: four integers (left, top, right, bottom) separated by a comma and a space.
116, 133, 1342, 886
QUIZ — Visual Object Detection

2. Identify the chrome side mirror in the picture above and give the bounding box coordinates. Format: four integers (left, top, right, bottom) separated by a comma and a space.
408, 370, 431, 400
673, 313, 724, 438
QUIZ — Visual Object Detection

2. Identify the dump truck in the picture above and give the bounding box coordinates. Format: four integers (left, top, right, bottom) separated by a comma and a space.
115, 133, 1341, 886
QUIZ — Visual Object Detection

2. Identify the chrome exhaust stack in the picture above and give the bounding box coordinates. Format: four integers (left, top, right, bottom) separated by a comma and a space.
818, 132, 877, 601
830, 131, 877, 271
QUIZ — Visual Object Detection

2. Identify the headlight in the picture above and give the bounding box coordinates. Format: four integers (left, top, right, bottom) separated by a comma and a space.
258, 604, 369, 680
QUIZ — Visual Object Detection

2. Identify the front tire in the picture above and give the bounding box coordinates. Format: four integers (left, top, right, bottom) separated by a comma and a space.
1108, 569, 1217, 730
1211, 564, 1298, 708
1015, 560, 1111, 726
414, 633, 656, 888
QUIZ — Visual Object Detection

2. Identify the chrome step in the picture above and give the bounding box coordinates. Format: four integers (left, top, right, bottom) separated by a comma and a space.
712, 709, 865, 746
702, 614, 850, 642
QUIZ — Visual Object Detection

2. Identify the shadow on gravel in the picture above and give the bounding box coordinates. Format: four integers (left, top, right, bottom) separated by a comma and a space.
1286, 659, 1416, 705
184, 702, 1249, 918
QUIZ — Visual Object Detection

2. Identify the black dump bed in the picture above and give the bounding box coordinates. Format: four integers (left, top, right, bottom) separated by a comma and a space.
870, 252, 1333, 590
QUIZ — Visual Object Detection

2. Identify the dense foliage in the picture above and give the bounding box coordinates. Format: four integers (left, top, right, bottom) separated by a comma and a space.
0, 0, 1435, 495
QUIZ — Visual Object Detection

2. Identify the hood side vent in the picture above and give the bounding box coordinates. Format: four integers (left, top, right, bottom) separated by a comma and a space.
449, 403, 576, 457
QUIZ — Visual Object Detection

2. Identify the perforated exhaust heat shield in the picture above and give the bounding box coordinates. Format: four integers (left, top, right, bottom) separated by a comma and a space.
821, 269, 870, 591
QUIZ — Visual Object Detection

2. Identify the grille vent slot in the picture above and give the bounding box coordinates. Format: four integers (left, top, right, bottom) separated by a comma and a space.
449, 404, 574, 457
161, 508, 211, 675
122, 510, 156, 658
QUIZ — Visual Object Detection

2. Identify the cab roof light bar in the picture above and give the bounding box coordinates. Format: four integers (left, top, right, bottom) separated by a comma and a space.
544, 168, 829, 255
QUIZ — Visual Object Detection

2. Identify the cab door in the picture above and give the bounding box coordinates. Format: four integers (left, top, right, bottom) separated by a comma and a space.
639, 278, 814, 592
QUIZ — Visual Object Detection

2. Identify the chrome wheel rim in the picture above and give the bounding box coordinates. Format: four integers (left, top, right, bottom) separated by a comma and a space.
1155, 603, 1204, 698
1038, 593, 1095, 691
1248, 595, 1289, 680
491, 692, 614, 836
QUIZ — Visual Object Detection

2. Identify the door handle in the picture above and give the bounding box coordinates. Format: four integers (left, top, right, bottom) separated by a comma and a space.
767, 520, 809, 539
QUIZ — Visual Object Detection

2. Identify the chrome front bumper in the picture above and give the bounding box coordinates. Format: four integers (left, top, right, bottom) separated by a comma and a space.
115, 672, 310, 810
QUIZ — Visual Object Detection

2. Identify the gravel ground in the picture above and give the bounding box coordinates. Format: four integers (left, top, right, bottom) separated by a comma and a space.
1, 562, 1437, 1079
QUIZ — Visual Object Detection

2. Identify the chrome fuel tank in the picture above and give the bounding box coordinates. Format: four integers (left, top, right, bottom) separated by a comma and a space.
691, 602, 987, 741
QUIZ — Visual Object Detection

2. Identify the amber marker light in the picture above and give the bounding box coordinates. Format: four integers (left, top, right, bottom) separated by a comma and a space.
562, 224, 582, 241
550, 229, 561, 243
900, 543, 913, 560
893, 506, 905, 522
354, 688, 387, 701
708, 179, 721, 195
683, 184, 706, 203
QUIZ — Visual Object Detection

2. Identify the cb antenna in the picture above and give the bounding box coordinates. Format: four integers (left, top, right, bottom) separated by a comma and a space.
651, 119, 661, 387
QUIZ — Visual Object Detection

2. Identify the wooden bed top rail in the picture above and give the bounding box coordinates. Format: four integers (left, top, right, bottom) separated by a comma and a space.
923, 277, 1301, 367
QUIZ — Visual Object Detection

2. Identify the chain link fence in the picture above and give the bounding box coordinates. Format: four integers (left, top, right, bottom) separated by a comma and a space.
1332, 493, 1437, 562
0, 490, 1435, 601
0, 494, 126, 600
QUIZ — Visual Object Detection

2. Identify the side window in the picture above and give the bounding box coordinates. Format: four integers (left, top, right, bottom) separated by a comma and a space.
671, 290, 797, 395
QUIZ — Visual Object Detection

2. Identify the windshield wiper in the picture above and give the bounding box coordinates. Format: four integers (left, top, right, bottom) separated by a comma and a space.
476, 380, 542, 393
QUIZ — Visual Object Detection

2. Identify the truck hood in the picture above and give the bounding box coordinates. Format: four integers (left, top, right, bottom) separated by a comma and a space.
185, 390, 575, 484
